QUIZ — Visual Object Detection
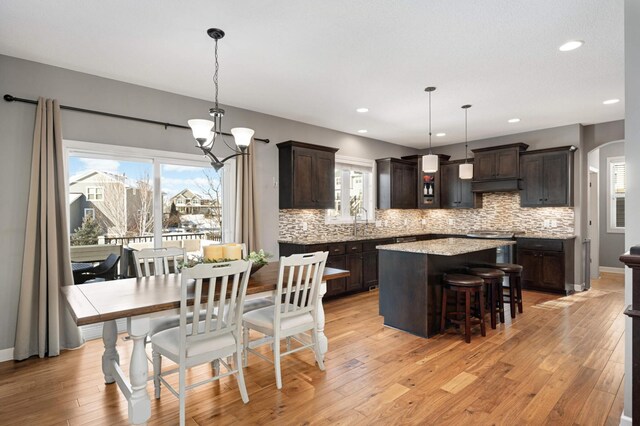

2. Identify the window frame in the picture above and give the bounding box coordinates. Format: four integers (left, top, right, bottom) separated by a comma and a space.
607, 156, 625, 233
86, 186, 104, 201
325, 155, 375, 224
63, 139, 236, 246
83, 207, 95, 219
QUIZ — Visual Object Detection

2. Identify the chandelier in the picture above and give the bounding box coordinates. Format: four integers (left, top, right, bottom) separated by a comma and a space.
188, 28, 254, 171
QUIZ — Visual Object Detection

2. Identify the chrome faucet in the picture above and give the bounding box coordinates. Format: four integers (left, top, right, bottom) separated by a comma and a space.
353, 207, 368, 237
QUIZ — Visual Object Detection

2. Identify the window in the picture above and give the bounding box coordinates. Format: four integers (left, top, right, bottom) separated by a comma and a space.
326, 155, 374, 223
87, 186, 104, 201
608, 156, 625, 232
65, 140, 235, 250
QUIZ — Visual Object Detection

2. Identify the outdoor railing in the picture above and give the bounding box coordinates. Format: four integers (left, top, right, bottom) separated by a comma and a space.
101, 232, 220, 245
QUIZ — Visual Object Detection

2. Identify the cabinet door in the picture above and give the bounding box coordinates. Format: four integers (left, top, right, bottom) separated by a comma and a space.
440, 163, 459, 208
541, 251, 565, 291
391, 163, 417, 208
543, 152, 569, 206
517, 249, 541, 289
325, 255, 347, 296
346, 253, 363, 291
314, 150, 336, 209
495, 149, 519, 179
362, 251, 378, 288
520, 154, 544, 207
474, 152, 496, 180
292, 148, 316, 208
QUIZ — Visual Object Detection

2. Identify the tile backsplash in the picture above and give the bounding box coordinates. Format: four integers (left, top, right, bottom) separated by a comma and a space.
279, 192, 574, 240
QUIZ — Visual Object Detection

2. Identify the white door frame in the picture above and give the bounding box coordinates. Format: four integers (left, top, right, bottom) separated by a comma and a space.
588, 169, 600, 279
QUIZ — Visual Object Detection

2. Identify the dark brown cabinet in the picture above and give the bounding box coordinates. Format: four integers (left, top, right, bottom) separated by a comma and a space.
277, 141, 338, 209
376, 158, 418, 209
516, 238, 575, 294
520, 147, 575, 207
401, 154, 451, 209
440, 161, 482, 209
472, 143, 528, 181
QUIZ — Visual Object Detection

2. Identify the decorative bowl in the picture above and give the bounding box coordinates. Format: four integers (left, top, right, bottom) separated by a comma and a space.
250, 263, 265, 276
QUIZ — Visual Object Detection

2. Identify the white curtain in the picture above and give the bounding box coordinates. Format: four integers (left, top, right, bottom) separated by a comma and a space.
14, 98, 83, 360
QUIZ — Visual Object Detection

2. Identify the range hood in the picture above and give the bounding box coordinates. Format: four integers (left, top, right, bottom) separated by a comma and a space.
471, 179, 522, 193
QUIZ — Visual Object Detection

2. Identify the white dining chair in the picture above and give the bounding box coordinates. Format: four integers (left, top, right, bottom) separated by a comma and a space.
151, 260, 252, 426
242, 251, 328, 389
133, 247, 188, 338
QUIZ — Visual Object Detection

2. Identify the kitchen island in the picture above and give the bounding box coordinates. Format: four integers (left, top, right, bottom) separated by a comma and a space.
377, 237, 516, 338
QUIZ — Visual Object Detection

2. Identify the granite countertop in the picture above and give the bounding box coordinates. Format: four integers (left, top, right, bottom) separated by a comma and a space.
377, 237, 516, 256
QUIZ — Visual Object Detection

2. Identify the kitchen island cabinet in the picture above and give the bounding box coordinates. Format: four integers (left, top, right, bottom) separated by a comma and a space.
377, 238, 515, 338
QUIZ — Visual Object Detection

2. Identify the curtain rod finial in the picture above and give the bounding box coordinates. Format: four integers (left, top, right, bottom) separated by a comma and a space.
4, 94, 15, 102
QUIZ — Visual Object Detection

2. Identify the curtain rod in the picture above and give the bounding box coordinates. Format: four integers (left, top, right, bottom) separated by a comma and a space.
3, 94, 270, 144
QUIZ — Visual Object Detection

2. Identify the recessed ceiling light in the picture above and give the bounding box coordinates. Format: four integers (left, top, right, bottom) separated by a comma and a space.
508, 118, 521, 123
356, 108, 369, 113
357, 129, 368, 133
436, 133, 446, 137
603, 99, 620, 105
559, 40, 584, 52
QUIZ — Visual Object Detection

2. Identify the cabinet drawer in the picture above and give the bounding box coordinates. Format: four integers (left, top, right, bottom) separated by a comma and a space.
306, 244, 329, 253
327, 243, 346, 256
346, 242, 362, 253
517, 239, 563, 252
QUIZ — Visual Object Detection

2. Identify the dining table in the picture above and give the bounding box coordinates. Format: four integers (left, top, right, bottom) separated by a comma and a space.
61, 262, 350, 425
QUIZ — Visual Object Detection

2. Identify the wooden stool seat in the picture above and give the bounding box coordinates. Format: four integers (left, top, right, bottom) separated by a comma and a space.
468, 267, 505, 329
492, 263, 523, 274
441, 274, 486, 343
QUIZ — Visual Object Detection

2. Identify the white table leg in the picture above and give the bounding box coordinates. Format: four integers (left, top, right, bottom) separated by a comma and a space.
317, 282, 328, 358
127, 316, 151, 425
102, 320, 119, 384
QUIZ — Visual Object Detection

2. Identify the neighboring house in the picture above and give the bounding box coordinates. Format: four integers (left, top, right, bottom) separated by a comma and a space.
69, 170, 153, 237
168, 189, 217, 215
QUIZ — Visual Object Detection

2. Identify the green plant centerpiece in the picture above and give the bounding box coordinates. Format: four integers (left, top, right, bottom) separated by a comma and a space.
180, 249, 271, 275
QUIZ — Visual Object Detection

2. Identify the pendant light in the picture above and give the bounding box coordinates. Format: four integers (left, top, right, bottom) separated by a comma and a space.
459, 104, 474, 179
421, 87, 439, 173
188, 28, 254, 171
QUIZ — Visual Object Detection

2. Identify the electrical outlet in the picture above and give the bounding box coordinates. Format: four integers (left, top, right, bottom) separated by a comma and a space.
551, 219, 558, 228
403, 219, 408, 226
448, 219, 454, 225
421, 219, 427, 225
543, 219, 549, 228
384, 220, 388, 227
375, 220, 382, 227
301, 222, 308, 231
273, 177, 278, 188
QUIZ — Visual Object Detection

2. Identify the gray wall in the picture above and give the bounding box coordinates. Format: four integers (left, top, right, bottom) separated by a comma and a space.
598, 141, 625, 268
624, 0, 640, 421
0, 54, 419, 352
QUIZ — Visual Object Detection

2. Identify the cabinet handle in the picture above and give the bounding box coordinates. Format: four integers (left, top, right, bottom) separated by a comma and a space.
544, 198, 548, 201
539, 198, 543, 201
333, 249, 341, 252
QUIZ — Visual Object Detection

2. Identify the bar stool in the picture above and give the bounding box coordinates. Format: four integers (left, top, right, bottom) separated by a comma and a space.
440, 273, 486, 343
491, 263, 524, 318
467, 267, 506, 329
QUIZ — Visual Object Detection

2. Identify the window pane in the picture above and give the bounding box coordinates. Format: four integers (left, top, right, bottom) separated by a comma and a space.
349, 171, 364, 216
328, 169, 342, 218
161, 164, 223, 248
616, 197, 625, 228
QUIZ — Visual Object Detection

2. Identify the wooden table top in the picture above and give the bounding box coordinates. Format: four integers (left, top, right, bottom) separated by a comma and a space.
61, 262, 350, 326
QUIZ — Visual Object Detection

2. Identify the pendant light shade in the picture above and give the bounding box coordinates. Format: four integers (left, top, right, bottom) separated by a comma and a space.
459, 104, 473, 180
423, 86, 438, 173
230, 127, 255, 151
422, 154, 439, 173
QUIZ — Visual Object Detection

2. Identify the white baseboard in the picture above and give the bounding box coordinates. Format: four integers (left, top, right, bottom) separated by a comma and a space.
620, 413, 632, 426
600, 266, 625, 274
80, 318, 127, 341
574, 284, 584, 292
0, 347, 14, 362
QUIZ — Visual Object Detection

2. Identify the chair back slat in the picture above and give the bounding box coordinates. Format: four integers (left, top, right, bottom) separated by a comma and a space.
179, 260, 252, 358
133, 247, 186, 277
276, 252, 328, 320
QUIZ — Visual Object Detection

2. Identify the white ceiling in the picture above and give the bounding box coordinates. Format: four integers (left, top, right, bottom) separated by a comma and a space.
0, 0, 624, 149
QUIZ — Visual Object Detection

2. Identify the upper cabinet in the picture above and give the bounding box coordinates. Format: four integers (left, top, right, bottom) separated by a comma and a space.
520, 146, 575, 207
472, 143, 529, 181
376, 158, 418, 209
277, 141, 338, 209
440, 160, 482, 209
401, 154, 451, 209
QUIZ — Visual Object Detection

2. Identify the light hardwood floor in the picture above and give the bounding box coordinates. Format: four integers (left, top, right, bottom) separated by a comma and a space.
0, 273, 626, 425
